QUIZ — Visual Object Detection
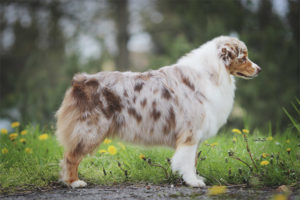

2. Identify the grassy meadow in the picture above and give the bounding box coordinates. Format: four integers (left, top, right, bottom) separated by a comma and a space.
0, 121, 299, 194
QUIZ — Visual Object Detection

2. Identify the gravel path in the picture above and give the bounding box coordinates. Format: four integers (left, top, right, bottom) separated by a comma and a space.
1, 184, 299, 200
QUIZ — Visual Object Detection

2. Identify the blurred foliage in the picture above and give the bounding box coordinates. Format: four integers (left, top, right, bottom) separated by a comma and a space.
0, 0, 299, 131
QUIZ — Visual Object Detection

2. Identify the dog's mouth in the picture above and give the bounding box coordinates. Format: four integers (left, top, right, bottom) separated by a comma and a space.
236, 72, 256, 80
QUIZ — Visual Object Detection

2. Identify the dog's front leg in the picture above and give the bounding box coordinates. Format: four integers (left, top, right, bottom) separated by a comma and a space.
171, 143, 206, 187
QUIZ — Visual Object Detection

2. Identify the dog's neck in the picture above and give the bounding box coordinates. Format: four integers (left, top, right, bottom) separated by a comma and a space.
176, 41, 235, 87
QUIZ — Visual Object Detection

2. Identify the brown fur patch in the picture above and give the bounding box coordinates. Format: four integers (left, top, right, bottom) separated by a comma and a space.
133, 96, 136, 103
195, 91, 206, 104
140, 98, 147, 107
162, 87, 171, 99
163, 107, 176, 134
150, 101, 161, 121
73, 140, 84, 155
123, 90, 128, 97
229, 59, 255, 77
100, 88, 123, 119
176, 132, 196, 147
134, 82, 144, 92
175, 67, 195, 91
128, 107, 142, 123
135, 72, 153, 81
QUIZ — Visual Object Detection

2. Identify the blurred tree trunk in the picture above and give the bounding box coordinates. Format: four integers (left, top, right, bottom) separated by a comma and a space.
111, 0, 130, 71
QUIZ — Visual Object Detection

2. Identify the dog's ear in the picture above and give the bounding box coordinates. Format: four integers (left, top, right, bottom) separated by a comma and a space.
219, 44, 237, 67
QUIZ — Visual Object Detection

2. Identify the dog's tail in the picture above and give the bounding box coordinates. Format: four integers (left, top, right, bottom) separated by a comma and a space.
55, 73, 99, 151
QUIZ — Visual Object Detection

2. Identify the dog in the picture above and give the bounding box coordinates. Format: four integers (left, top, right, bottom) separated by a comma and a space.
55, 36, 261, 188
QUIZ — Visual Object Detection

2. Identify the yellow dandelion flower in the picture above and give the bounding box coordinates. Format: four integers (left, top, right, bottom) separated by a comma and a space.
103, 138, 112, 144
21, 130, 28, 135
242, 129, 249, 134
208, 185, 227, 196
99, 149, 107, 154
38, 133, 49, 140
210, 142, 218, 147
19, 138, 26, 144
139, 153, 145, 160
286, 139, 290, 144
232, 137, 237, 143
118, 142, 126, 150
272, 194, 288, 200
260, 160, 269, 166
11, 121, 20, 128
9, 133, 18, 141
1, 128, 8, 134
266, 136, 273, 141
25, 147, 32, 154
1, 147, 8, 154
108, 145, 117, 155
262, 153, 269, 158
232, 128, 242, 134
286, 148, 291, 152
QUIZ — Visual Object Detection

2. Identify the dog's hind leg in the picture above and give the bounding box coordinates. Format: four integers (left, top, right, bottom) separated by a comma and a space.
60, 136, 104, 188
172, 133, 205, 187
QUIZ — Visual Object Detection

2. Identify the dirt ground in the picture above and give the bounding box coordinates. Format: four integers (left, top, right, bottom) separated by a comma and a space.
1, 184, 300, 200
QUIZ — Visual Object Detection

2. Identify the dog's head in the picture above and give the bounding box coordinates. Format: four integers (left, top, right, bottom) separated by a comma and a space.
218, 36, 261, 79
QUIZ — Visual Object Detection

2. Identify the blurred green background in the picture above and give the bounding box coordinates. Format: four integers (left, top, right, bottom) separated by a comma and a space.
0, 0, 299, 131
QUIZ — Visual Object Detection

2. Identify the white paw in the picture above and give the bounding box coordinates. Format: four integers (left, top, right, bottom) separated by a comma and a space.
70, 180, 87, 188
196, 175, 206, 182
185, 178, 206, 187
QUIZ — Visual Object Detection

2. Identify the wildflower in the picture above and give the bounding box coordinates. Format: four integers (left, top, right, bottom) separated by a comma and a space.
118, 142, 126, 150
262, 153, 269, 158
272, 194, 288, 200
286, 139, 290, 144
266, 136, 273, 141
242, 129, 249, 134
0, 128, 8, 134
103, 138, 112, 144
232, 128, 241, 134
210, 142, 218, 147
21, 130, 28, 135
25, 147, 32, 154
139, 153, 145, 160
99, 149, 107, 154
9, 133, 18, 141
19, 138, 26, 144
11, 121, 20, 128
108, 145, 117, 155
208, 185, 227, 196
38, 133, 49, 140
232, 137, 237, 143
286, 148, 291, 155
1, 147, 8, 154
260, 160, 270, 166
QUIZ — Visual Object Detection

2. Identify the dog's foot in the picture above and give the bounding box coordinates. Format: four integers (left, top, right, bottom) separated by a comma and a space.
196, 175, 206, 182
185, 177, 206, 187
70, 180, 87, 188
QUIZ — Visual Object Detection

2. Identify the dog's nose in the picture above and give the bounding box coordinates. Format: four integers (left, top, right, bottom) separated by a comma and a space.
257, 66, 261, 73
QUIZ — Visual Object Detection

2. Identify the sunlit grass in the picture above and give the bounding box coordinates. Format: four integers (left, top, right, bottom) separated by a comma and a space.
0, 123, 299, 194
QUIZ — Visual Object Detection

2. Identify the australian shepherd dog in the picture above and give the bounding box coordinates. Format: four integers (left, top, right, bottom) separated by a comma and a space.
56, 36, 261, 188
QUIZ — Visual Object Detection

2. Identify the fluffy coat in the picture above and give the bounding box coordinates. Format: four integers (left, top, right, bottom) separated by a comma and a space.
56, 36, 260, 188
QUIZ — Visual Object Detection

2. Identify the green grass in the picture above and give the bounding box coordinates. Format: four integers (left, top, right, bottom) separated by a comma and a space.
0, 124, 299, 194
